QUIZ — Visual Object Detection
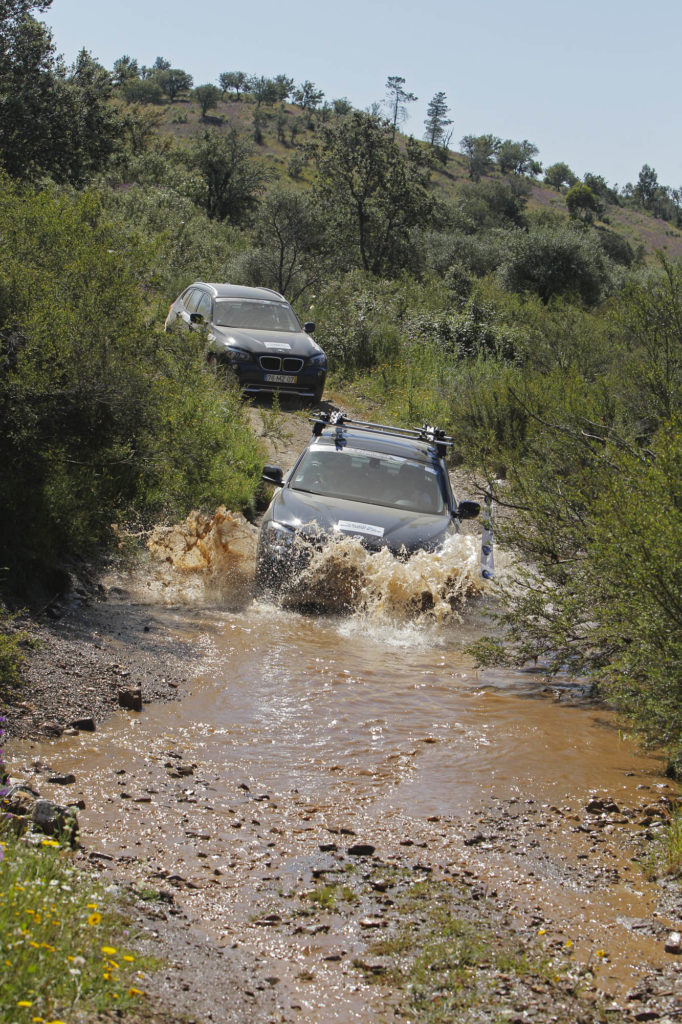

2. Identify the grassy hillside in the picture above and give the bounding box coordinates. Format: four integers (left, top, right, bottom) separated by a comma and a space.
145, 93, 682, 262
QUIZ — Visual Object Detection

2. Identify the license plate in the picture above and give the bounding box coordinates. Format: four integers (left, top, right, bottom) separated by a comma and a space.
264, 373, 297, 384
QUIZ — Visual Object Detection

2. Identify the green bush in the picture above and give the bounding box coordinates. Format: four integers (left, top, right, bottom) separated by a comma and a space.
0, 176, 262, 591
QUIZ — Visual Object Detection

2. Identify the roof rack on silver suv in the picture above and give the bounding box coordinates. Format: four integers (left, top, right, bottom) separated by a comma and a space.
309, 411, 453, 457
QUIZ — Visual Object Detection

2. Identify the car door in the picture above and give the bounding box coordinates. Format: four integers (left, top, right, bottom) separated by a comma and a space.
177, 287, 202, 328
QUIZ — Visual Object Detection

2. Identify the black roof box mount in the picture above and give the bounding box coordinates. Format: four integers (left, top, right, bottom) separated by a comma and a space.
310, 413, 452, 455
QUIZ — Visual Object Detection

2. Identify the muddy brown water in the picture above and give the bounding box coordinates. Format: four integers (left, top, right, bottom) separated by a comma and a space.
9, 529, 681, 1021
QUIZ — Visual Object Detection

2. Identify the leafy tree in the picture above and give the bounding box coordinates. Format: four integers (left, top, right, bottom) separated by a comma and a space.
311, 111, 434, 275
543, 161, 578, 190
456, 177, 531, 232
423, 91, 452, 152
240, 187, 328, 301
193, 83, 221, 118
155, 67, 193, 102
497, 223, 609, 305
332, 97, 353, 115
583, 172, 619, 205
460, 134, 500, 181
122, 76, 164, 104
0, 176, 262, 590
496, 138, 541, 177
190, 128, 265, 222
219, 70, 247, 99
152, 56, 170, 71
385, 75, 416, 139
565, 182, 601, 223
634, 163, 659, 208
252, 107, 267, 144
272, 74, 294, 102
0, 10, 123, 184
112, 54, 139, 87
293, 79, 324, 111
248, 75, 279, 107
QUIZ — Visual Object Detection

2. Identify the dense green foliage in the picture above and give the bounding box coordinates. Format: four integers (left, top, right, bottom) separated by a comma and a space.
0, 177, 262, 591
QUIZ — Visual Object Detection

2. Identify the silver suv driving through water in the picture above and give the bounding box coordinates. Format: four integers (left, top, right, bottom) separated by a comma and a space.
256, 413, 482, 593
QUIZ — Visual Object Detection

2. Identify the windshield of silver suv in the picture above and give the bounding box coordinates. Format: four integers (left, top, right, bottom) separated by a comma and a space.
290, 446, 447, 515
213, 298, 301, 332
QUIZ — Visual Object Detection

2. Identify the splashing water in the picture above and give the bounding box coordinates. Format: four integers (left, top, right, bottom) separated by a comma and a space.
281, 532, 490, 621
143, 507, 496, 622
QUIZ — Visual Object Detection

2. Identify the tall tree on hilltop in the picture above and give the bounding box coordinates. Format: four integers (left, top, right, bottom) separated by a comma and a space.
423, 91, 452, 164
311, 110, 434, 275
193, 83, 221, 119
496, 139, 541, 177
460, 134, 500, 181
219, 71, 247, 100
385, 75, 417, 139
543, 161, 578, 190
155, 67, 193, 102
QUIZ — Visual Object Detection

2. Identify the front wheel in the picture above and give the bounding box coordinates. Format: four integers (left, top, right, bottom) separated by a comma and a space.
310, 384, 325, 406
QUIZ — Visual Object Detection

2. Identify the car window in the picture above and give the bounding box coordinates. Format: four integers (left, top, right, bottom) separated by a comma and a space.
213, 299, 300, 332
290, 449, 446, 515
195, 291, 212, 320
183, 289, 202, 314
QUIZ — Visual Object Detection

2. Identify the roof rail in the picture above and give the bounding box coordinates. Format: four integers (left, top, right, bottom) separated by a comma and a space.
309, 412, 453, 455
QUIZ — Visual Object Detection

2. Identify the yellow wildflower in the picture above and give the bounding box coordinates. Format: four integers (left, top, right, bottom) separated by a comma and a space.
537, 928, 546, 935
87, 912, 101, 926
101, 945, 117, 955
17, 1001, 33, 1007
122, 954, 135, 962
128, 987, 143, 997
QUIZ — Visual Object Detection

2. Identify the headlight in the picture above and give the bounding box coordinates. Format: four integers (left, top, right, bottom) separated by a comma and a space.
309, 352, 327, 367
264, 520, 296, 546
224, 346, 251, 363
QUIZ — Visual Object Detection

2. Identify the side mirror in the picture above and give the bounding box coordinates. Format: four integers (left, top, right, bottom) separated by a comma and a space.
456, 500, 481, 520
262, 465, 284, 486
304, 321, 316, 334
189, 312, 204, 324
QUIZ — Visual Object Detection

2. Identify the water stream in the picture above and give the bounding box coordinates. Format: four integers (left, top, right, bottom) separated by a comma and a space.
9, 521, 678, 1020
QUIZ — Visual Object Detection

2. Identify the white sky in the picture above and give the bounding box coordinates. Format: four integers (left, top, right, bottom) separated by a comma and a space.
44, 0, 681, 190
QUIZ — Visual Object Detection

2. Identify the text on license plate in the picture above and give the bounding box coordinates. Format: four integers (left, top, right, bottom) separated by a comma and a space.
265, 373, 297, 384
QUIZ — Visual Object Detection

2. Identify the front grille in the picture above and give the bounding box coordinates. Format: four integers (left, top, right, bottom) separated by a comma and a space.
260, 356, 281, 371
283, 357, 304, 372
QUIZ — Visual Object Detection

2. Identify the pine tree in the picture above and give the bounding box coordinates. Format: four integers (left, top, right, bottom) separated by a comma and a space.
423, 92, 452, 151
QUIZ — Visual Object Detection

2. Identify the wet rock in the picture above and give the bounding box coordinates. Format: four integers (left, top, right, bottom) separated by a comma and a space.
40, 720, 63, 737
664, 931, 682, 954
359, 916, 385, 928
352, 956, 391, 974
31, 799, 79, 844
46, 773, 76, 785
118, 687, 142, 712
319, 842, 338, 853
70, 717, 96, 732
347, 842, 375, 857
371, 877, 391, 892
464, 831, 486, 846
586, 797, 621, 814
2, 784, 38, 816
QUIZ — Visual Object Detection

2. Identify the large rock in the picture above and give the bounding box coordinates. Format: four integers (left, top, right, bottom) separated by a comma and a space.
31, 799, 79, 845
